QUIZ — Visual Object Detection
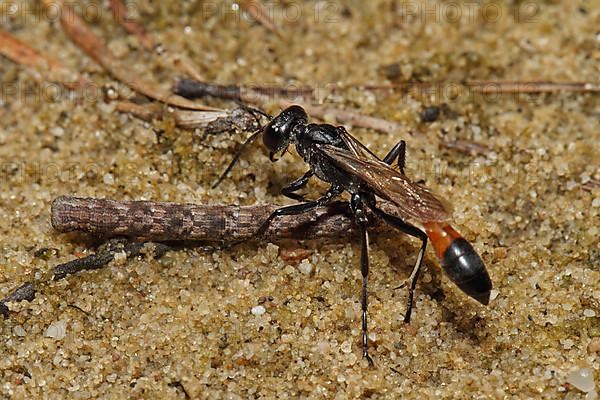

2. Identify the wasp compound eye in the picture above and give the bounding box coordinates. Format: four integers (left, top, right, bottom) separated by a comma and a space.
262, 123, 285, 153
263, 124, 289, 162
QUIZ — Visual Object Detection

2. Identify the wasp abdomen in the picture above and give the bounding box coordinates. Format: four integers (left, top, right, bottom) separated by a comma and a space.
441, 238, 492, 305
423, 222, 492, 305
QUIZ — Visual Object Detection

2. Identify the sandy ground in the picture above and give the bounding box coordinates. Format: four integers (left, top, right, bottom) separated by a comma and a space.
0, 0, 599, 399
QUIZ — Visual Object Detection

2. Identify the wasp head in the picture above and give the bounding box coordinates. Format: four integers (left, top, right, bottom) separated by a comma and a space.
263, 105, 308, 161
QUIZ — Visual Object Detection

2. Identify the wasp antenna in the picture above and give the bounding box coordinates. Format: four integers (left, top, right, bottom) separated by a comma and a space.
212, 130, 262, 189
233, 99, 273, 122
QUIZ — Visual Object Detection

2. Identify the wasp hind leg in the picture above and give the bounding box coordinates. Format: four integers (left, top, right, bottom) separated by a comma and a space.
366, 202, 427, 323
351, 193, 375, 367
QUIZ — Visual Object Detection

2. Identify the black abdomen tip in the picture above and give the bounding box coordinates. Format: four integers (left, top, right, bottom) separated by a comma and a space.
442, 238, 492, 305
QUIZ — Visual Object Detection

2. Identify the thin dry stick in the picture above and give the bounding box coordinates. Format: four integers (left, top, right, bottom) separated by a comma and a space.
167, 54, 207, 82
173, 80, 600, 103
465, 80, 600, 93
51, 196, 399, 241
115, 102, 165, 122
354, 80, 600, 94
0, 240, 170, 318
107, 0, 206, 81
239, 0, 280, 35
174, 79, 404, 134
0, 283, 35, 317
115, 102, 259, 131
40, 0, 219, 111
108, 0, 155, 49
116, 102, 228, 128
440, 139, 491, 156
0, 29, 85, 87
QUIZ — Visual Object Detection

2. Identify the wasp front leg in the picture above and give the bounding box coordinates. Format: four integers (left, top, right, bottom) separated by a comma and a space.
383, 140, 406, 174
281, 170, 313, 201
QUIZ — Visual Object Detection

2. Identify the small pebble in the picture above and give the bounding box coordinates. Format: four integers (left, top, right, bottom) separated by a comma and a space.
561, 339, 574, 350
567, 367, 596, 393
316, 341, 330, 354
13, 325, 26, 337
113, 251, 127, 263
420, 106, 440, 123
251, 305, 266, 316
584, 309, 596, 318
45, 321, 67, 340
489, 289, 500, 301
588, 338, 600, 354
105, 87, 118, 101
341, 340, 352, 354
50, 127, 64, 137
298, 259, 313, 275
103, 173, 115, 185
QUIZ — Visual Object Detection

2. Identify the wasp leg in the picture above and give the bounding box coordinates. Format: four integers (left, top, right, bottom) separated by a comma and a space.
232, 99, 272, 121
212, 130, 262, 189
281, 170, 314, 202
382, 140, 406, 174
256, 186, 341, 237
366, 202, 427, 323
351, 194, 375, 367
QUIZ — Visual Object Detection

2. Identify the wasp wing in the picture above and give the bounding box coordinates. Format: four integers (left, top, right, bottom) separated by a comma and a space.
320, 144, 452, 222
335, 126, 381, 161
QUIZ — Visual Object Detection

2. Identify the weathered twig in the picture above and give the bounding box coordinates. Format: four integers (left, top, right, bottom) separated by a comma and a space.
115, 102, 259, 132
1, 194, 398, 317
51, 196, 400, 241
173, 79, 600, 106
106, 1, 206, 82
239, 0, 280, 35
52, 240, 169, 280
0, 240, 170, 318
355, 80, 600, 94
0, 283, 35, 317
465, 80, 600, 93
0, 29, 85, 87
108, 0, 155, 49
174, 79, 404, 134
40, 0, 218, 111
176, 81, 315, 101
440, 139, 491, 156
3, 192, 397, 319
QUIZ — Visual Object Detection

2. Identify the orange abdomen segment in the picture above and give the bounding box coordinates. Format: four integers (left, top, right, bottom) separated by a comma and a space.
423, 222, 492, 305
423, 222, 462, 260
